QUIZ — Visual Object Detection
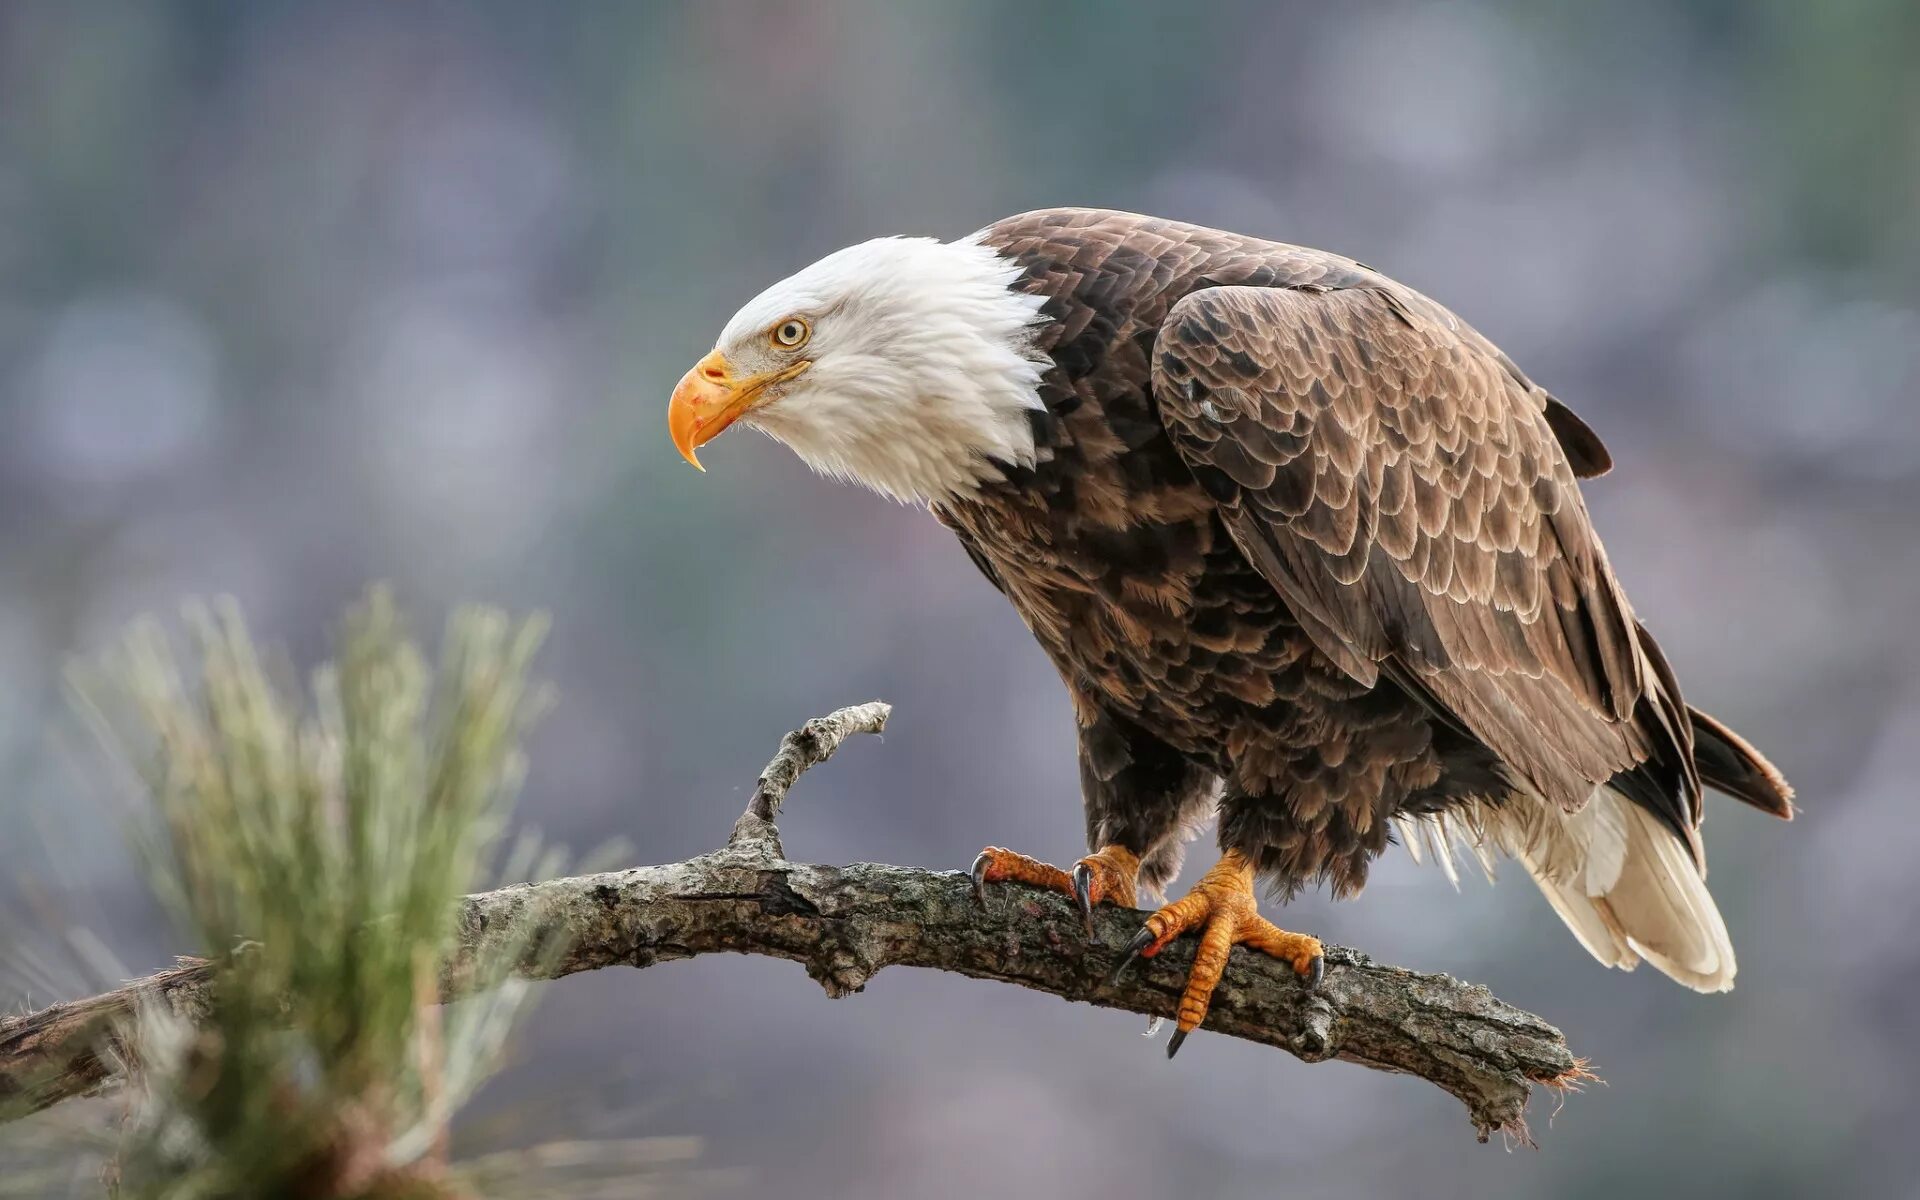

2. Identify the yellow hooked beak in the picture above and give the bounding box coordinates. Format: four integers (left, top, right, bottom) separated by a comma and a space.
668, 350, 809, 470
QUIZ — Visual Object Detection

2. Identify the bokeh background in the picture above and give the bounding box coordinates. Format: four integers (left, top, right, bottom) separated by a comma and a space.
3, 1, 1917, 1196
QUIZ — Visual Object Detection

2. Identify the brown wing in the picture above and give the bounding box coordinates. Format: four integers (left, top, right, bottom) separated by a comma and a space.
1152, 283, 1700, 847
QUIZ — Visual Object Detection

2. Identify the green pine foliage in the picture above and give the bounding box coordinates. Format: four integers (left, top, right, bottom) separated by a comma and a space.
68, 590, 552, 1199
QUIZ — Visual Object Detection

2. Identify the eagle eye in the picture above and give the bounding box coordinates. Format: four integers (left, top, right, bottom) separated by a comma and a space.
770, 318, 810, 350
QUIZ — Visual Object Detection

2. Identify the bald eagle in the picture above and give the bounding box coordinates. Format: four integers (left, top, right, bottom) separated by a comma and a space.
670, 208, 1792, 1054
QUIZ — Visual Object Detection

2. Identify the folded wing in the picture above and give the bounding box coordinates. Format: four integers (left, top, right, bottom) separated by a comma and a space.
1150, 283, 1700, 854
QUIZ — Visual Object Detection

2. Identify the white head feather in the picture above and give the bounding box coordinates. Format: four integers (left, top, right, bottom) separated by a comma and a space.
707, 235, 1051, 505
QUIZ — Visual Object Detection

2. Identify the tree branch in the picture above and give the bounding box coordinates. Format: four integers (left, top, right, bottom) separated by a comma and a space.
1, 702, 1584, 1142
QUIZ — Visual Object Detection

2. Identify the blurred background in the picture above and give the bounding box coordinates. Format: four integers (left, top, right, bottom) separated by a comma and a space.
2, 1, 1916, 1196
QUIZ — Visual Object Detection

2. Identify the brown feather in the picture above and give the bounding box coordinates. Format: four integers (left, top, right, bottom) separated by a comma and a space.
1152, 283, 1669, 813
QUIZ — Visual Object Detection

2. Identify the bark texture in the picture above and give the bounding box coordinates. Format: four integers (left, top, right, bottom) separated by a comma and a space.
1, 702, 1583, 1141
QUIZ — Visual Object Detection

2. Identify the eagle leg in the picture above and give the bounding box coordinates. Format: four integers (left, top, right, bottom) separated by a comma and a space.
1114, 850, 1323, 1058
970, 844, 1140, 937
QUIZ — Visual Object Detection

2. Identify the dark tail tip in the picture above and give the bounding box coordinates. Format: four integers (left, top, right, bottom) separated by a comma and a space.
1688, 705, 1795, 820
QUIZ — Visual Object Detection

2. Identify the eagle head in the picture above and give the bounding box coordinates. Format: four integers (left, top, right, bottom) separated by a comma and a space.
669, 236, 1050, 505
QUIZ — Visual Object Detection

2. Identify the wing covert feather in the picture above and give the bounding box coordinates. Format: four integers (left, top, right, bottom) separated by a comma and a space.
1153, 284, 1691, 828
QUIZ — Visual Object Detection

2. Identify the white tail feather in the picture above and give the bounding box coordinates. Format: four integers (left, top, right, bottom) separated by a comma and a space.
1400, 789, 1737, 992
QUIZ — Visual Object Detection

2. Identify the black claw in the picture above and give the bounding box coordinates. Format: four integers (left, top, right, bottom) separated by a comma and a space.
1071, 862, 1096, 937
1112, 927, 1155, 985
1306, 954, 1325, 990
969, 852, 992, 906
1166, 1028, 1188, 1060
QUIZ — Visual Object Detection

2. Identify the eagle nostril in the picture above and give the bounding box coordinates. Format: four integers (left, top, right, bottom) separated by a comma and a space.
700, 364, 728, 384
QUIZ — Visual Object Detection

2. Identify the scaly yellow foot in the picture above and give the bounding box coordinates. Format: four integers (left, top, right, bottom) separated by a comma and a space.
1114, 849, 1323, 1057
969, 843, 1141, 935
